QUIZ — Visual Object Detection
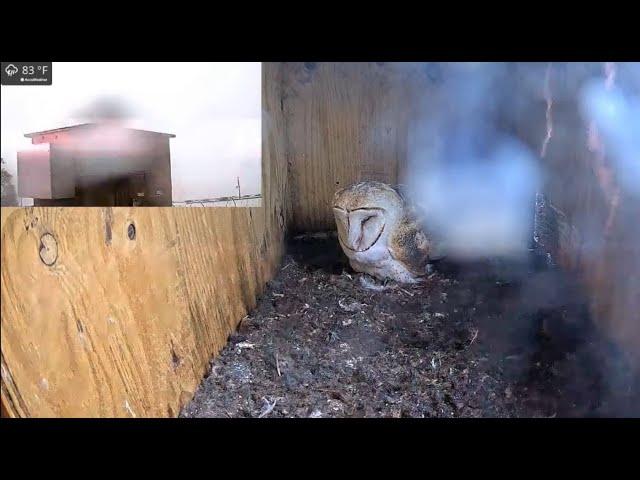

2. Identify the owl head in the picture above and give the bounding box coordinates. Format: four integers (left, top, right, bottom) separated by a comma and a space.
333, 181, 404, 253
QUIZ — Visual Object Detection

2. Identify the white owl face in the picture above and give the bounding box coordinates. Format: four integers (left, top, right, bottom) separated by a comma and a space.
333, 182, 404, 253
333, 206, 387, 252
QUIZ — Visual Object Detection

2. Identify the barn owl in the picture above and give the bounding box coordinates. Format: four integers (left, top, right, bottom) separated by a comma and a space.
333, 181, 445, 283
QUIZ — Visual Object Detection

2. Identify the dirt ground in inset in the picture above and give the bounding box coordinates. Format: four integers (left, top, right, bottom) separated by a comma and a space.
182, 234, 639, 418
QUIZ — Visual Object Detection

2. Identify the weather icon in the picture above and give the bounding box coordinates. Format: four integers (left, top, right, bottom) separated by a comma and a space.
5, 64, 18, 77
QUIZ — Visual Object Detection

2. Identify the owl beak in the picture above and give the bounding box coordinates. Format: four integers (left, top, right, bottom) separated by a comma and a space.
347, 221, 364, 251
342, 219, 384, 252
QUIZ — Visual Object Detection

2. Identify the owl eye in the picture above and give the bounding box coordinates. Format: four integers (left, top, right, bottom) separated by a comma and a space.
362, 215, 375, 225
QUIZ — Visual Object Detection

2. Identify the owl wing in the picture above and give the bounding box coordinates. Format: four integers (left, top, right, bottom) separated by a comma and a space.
388, 215, 431, 277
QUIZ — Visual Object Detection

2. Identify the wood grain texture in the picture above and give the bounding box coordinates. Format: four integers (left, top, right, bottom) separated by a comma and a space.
0, 63, 288, 418
282, 62, 431, 232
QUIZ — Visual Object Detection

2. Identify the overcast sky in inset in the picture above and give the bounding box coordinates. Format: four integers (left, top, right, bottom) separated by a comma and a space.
0, 62, 261, 201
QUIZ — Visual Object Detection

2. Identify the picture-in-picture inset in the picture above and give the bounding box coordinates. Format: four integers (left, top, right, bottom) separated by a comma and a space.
0, 62, 261, 207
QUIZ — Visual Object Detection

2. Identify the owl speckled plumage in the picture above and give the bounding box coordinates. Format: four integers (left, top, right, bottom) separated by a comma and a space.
333, 181, 444, 283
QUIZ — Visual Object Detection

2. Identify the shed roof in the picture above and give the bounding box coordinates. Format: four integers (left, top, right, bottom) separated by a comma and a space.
25, 123, 176, 144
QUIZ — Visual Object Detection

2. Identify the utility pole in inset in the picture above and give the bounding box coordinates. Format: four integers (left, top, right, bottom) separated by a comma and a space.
236, 176, 241, 199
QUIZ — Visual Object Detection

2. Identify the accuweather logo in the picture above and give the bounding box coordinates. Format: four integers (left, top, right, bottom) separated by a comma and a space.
5, 64, 18, 76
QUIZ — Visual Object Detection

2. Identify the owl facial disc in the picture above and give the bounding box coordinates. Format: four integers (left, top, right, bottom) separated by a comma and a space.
333, 206, 386, 252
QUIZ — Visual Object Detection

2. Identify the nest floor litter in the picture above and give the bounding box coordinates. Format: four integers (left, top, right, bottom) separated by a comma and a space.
182, 233, 639, 418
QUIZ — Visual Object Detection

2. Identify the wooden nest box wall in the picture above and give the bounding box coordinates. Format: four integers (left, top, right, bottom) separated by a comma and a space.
1, 64, 288, 417
1, 63, 638, 417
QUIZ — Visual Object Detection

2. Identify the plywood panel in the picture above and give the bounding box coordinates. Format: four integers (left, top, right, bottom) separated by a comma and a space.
282, 62, 430, 232
0, 62, 289, 417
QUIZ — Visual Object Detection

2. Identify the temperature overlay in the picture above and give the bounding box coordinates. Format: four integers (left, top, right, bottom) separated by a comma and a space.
1, 62, 52, 85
